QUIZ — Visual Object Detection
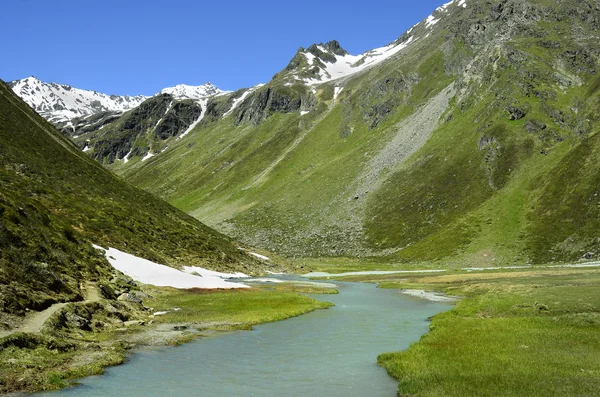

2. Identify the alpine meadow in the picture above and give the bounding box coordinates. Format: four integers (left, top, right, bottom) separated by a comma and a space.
2, 0, 600, 395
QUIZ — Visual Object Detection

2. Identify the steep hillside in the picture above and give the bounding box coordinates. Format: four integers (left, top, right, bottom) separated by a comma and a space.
49, 0, 600, 265
0, 79, 264, 320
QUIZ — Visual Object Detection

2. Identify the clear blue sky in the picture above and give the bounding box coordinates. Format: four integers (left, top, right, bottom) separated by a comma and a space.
2, 0, 446, 95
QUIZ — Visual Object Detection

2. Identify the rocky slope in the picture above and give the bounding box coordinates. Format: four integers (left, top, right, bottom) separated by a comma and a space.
17, 0, 600, 265
0, 79, 269, 325
9, 78, 228, 164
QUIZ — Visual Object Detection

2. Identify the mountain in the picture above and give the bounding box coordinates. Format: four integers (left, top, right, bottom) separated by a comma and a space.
0, 79, 267, 319
8, 76, 147, 125
13, 0, 600, 266
160, 83, 226, 99
8, 79, 229, 164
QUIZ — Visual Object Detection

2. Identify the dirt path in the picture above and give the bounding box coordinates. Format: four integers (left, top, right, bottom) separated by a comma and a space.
0, 282, 102, 338
84, 281, 101, 302
18, 302, 69, 333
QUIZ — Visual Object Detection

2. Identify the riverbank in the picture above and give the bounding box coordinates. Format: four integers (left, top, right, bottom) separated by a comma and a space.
330, 267, 600, 396
0, 284, 333, 394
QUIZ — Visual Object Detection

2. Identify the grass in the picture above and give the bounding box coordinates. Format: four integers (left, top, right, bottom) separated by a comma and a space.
144, 286, 333, 330
0, 79, 269, 315
113, 1, 600, 265
337, 267, 600, 396
0, 333, 127, 393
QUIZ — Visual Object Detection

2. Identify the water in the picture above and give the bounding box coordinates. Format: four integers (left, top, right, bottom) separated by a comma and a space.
39, 280, 451, 397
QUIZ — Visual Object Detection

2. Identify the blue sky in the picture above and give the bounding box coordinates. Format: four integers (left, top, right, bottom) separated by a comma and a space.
3, 0, 447, 95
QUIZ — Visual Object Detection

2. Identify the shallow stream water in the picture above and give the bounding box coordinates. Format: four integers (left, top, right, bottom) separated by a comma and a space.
38, 279, 451, 397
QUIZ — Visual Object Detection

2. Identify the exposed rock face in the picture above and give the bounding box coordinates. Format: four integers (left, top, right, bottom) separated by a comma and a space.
83, 94, 203, 163
234, 87, 303, 125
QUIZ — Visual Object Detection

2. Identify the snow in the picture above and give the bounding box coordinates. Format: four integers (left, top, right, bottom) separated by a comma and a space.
425, 15, 440, 28
93, 245, 248, 289
399, 289, 458, 302
300, 111, 310, 116
183, 266, 247, 279
122, 150, 132, 164
141, 152, 155, 162
82, 145, 91, 152
302, 36, 416, 86
223, 84, 264, 117
333, 86, 344, 100
177, 98, 209, 140
9, 76, 147, 124
160, 83, 227, 99
249, 252, 270, 261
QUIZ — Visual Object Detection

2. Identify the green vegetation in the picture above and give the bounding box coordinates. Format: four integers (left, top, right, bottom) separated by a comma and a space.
0, 332, 127, 393
114, 0, 600, 265
337, 268, 600, 396
0, 79, 267, 317
145, 286, 333, 330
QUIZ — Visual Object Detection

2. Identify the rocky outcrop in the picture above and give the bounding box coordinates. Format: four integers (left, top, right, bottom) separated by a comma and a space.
85, 94, 203, 163
234, 87, 305, 125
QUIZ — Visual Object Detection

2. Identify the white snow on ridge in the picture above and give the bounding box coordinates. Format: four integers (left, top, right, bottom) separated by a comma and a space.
10, 76, 147, 124
141, 152, 155, 162
160, 83, 228, 100
249, 252, 270, 261
93, 245, 248, 289
302, 36, 416, 86
223, 84, 265, 117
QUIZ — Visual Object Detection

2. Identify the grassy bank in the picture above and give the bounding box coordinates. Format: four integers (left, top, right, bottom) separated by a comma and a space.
338, 267, 600, 396
0, 286, 333, 394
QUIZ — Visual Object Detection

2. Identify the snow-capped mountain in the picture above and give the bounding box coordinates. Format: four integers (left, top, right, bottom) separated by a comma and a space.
9, 77, 228, 128
160, 83, 227, 99
8, 76, 148, 124
282, 0, 468, 86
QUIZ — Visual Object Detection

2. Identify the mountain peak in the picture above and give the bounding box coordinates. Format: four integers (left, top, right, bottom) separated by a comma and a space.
159, 82, 226, 99
8, 77, 148, 124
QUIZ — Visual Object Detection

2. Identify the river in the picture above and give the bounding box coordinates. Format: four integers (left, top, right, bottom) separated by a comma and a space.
38, 280, 451, 397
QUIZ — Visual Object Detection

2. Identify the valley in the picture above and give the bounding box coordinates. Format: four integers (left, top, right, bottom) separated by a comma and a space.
2, 0, 600, 395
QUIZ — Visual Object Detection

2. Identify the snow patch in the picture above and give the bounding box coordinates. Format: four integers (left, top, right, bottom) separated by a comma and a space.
399, 289, 458, 302
223, 84, 264, 117
82, 145, 91, 152
93, 245, 248, 289
303, 36, 416, 86
177, 98, 209, 140
333, 86, 344, 100
141, 152, 154, 162
300, 111, 310, 116
183, 266, 248, 279
249, 252, 270, 261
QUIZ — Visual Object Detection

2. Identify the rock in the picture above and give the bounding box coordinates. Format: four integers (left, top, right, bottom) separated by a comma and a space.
583, 252, 594, 260
173, 325, 188, 331
507, 106, 526, 120
117, 293, 142, 303
65, 312, 91, 331
525, 120, 547, 133
123, 320, 145, 327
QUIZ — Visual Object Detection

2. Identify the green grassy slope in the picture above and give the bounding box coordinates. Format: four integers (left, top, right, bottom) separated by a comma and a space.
0, 80, 262, 316
117, 0, 598, 265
